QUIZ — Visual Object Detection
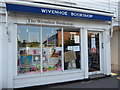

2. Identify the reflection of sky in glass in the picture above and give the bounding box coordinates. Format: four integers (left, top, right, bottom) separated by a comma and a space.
18, 25, 40, 42
17, 25, 59, 42
42, 27, 59, 42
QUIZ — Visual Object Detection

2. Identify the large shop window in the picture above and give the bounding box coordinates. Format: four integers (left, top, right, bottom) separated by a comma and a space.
63, 28, 81, 70
17, 25, 81, 75
42, 27, 62, 72
17, 25, 41, 74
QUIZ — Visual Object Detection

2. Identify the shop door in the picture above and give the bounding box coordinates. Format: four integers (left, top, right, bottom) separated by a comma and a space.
88, 31, 103, 75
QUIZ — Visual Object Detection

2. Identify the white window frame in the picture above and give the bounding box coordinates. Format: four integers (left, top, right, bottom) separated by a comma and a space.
14, 24, 83, 79
87, 30, 104, 75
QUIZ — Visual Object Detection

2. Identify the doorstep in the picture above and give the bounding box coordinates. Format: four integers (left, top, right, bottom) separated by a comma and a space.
89, 74, 111, 80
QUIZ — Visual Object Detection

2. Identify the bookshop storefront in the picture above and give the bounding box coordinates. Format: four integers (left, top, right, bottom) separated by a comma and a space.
5, 3, 112, 88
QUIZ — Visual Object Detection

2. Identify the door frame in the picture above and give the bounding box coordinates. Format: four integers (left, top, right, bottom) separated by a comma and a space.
87, 30, 104, 75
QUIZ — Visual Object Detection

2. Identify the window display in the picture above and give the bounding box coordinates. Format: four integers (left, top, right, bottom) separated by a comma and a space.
17, 25, 62, 75
17, 25, 41, 74
42, 27, 62, 72
17, 25, 81, 75
63, 29, 81, 70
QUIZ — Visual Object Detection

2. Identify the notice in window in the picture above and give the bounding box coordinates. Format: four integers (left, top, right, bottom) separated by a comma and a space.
67, 46, 73, 51
74, 35, 80, 43
73, 46, 80, 51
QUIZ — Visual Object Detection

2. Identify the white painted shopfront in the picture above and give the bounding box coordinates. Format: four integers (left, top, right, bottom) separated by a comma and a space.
1, 1, 113, 89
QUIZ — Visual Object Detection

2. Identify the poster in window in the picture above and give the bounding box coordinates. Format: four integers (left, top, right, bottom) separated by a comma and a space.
74, 35, 80, 43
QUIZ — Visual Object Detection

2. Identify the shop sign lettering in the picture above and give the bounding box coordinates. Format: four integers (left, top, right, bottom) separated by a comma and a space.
27, 19, 74, 26
6, 4, 112, 21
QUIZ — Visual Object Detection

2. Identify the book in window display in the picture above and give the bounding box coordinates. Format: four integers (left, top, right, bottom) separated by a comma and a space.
18, 55, 41, 74
42, 47, 62, 72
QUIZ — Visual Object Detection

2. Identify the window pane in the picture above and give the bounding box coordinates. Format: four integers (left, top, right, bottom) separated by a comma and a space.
88, 32, 100, 72
63, 28, 81, 70
17, 25, 41, 75
42, 27, 62, 72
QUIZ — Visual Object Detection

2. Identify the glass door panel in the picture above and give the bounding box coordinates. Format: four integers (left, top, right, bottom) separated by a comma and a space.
88, 32, 100, 72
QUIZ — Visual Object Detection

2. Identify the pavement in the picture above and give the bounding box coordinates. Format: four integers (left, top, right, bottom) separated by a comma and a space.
17, 74, 120, 89
51, 76, 119, 88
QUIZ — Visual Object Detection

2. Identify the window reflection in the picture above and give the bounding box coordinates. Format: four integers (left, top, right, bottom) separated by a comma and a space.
63, 29, 81, 70
17, 25, 81, 75
17, 25, 41, 74
88, 33, 100, 72
42, 27, 62, 72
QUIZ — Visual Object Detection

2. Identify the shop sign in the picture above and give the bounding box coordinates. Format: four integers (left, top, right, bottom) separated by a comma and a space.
6, 4, 112, 21
27, 18, 74, 26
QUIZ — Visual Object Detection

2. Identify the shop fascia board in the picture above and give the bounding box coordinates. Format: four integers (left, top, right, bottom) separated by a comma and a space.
5, 0, 114, 17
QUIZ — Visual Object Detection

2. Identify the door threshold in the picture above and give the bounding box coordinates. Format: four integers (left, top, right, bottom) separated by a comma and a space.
89, 73, 107, 79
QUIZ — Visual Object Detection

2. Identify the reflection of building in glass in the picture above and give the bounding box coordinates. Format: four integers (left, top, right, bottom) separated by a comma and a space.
57, 30, 80, 46
43, 33, 58, 47
43, 30, 80, 47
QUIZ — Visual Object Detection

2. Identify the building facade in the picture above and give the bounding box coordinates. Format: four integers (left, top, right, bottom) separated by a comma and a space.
0, 0, 117, 89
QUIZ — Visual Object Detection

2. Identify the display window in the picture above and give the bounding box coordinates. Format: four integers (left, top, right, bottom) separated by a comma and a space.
42, 27, 62, 72
63, 28, 81, 70
17, 25, 81, 75
17, 25, 41, 74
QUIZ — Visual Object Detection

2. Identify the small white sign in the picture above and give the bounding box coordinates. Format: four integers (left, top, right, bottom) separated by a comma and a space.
73, 46, 80, 51
74, 35, 80, 43
67, 46, 73, 50
55, 47, 62, 51
91, 38, 96, 48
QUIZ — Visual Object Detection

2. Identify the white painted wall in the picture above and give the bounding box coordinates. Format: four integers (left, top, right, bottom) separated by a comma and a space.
1, 22, 8, 89
0, 16, 2, 90
0, 1, 9, 88
0, 1, 5, 88
0, 1, 3, 89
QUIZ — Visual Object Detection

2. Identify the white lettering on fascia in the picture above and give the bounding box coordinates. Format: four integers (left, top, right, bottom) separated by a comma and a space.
47, 9, 52, 13
90, 15, 93, 18
71, 12, 93, 18
41, 9, 47, 13
41, 9, 68, 16
41, 9, 93, 18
